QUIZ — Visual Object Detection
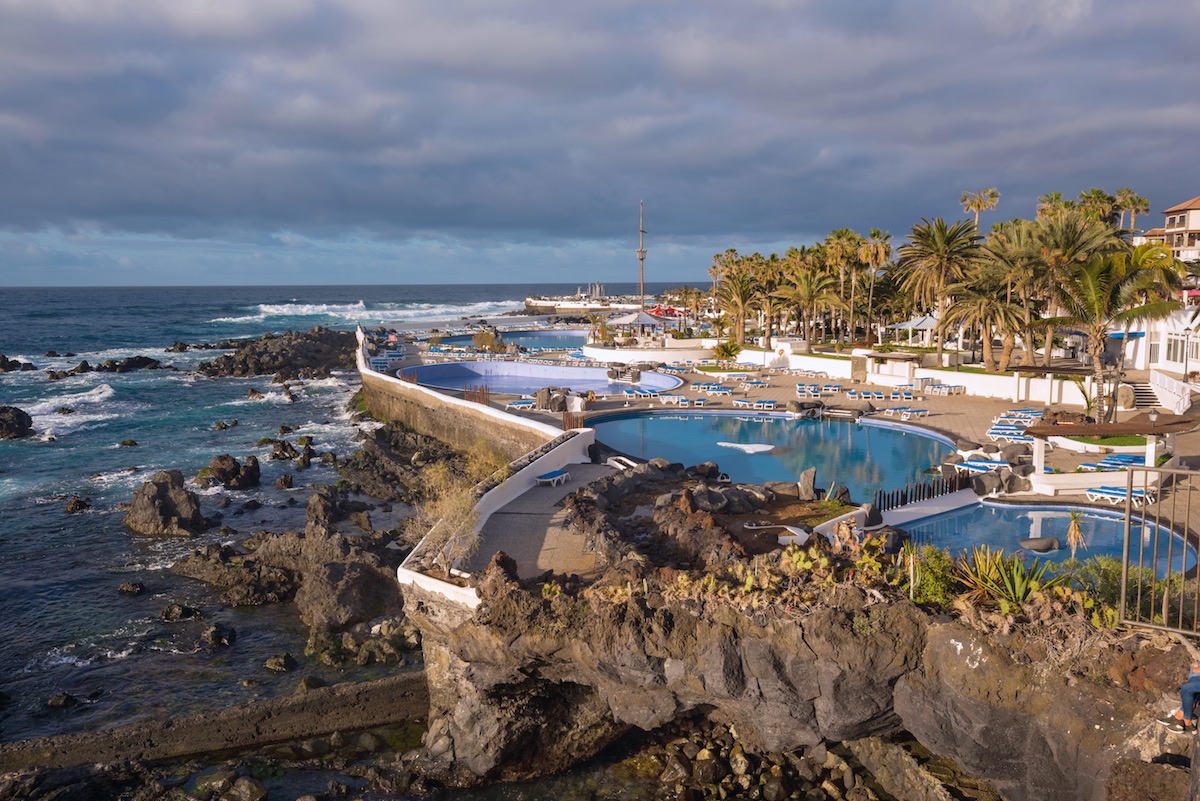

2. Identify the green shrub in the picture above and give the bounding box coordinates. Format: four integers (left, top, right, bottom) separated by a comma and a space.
953, 545, 1064, 614
900, 545, 958, 607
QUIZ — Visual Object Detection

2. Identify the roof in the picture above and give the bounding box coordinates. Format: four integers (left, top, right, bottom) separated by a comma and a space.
862, 351, 922, 361
1023, 411, 1199, 439
1142, 227, 1166, 236
1164, 195, 1200, 214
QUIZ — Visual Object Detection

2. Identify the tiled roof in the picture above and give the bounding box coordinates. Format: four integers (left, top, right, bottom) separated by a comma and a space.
1142, 227, 1166, 236
1164, 195, 1200, 213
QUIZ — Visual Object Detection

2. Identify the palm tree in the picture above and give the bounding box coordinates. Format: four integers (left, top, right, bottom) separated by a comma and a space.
1115, 187, 1136, 229
986, 219, 1044, 366
1128, 195, 1150, 232
896, 218, 983, 362
1032, 209, 1125, 366
751, 253, 785, 350
1055, 249, 1182, 420
824, 228, 864, 341
714, 268, 758, 346
774, 266, 844, 353
1077, 187, 1118, 226
1036, 192, 1072, 220
961, 187, 1000, 228
938, 280, 1024, 371
858, 229, 892, 344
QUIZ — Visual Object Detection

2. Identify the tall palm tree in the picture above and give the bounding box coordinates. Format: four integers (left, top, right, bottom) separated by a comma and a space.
825, 228, 864, 342
714, 268, 758, 346
1056, 250, 1181, 420
858, 229, 892, 344
896, 218, 983, 361
938, 280, 1024, 371
1036, 192, 1072, 220
1128, 195, 1151, 232
986, 219, 1044, 366
1115, 187, 1136, 229
774, 268, 845, 353
961, 187, 1001, 228
1077, 187, 1118, 226
751, 253, 786, 349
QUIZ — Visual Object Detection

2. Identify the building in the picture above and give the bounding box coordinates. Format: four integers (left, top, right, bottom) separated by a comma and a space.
1141, 195, 1200, 262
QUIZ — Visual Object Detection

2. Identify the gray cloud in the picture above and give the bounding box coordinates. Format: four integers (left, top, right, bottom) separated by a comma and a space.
0, 0, 1196, 284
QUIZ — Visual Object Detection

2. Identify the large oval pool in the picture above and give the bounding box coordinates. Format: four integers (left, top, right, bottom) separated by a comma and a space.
904, 501, 1196, 576
591, 412, 953, 503
403, 361, 683, 396
440, 328, 588, 351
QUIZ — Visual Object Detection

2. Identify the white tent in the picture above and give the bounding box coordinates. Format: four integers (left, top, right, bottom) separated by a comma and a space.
887, 314, 939, 331
608, 310, 668, 326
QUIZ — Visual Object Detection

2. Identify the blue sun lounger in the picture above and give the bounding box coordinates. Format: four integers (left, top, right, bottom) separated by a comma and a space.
535, 469, 571, 487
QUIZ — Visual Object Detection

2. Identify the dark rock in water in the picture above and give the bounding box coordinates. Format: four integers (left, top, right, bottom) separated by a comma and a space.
124, 469, 210, 537
200, 623, 237, 648
0, 405, 34, 439
65, 495, 90, 513
266, 653, 298, 672
119, 438, 138, 447
117, 581, 145, 595
196, 327, 355, 379
271, 439, 299, 460
46, 692, 77, 709
197, 454, 261, 490
296, 675, 327, 694
797, 467, 818, 501
96, 355, 166, 373
276, 474, 294, 490
54, 406, 75, 415
0, 354, 37, 372
1018, 536, 1060, 553
167, 341, 190, 353
160, 603, 201, 622
247, 387, 265, 400
225, 776, 268, 801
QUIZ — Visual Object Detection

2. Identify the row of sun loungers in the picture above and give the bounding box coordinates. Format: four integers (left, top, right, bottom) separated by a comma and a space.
1079, 454, 1144, 471
732, 398, 779, 411
1085, 485, 1156, 507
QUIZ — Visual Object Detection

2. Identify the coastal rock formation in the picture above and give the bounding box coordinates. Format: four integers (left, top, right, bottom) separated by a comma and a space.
401, 465, 1191, 800
196, 327, 355, 379
197, 454, 261, 490
336, 422, 460, 502
0, 406, 34, 439
123, 470, 210, 536
0, 355, 36, 373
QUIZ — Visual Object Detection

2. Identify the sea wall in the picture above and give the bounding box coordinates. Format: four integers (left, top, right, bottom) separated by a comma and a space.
357, 340, 559, 459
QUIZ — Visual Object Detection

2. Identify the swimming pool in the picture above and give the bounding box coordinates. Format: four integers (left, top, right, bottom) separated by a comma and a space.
591, 412, 954, 503
903, 501, 1196, 575
440, 329, 588, 351
404, 361, 683, 396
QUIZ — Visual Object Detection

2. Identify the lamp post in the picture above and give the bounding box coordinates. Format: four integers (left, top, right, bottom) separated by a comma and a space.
1184, 325, 1193, 386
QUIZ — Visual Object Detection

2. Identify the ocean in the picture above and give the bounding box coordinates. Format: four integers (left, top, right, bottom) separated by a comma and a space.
0, 282, 679, 753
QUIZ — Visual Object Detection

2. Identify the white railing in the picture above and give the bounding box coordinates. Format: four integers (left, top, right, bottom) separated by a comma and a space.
1150, 369, 1193, 415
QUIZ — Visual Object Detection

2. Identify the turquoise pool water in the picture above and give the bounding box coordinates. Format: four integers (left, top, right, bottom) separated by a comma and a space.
591, 412, 953, 503
904, 502, 1196, 575
441, 328, 588, 350
404, 361, 683, 396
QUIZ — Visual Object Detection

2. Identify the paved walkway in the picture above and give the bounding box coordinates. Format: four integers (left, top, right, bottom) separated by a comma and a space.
466, 463, 614, 580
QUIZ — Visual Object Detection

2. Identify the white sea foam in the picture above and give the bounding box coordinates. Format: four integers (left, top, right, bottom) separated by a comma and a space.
211, 299, 521, 325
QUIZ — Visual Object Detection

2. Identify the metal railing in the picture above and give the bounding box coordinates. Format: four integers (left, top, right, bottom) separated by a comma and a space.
1120, 466, 1200, 635
872, 471, 971, 513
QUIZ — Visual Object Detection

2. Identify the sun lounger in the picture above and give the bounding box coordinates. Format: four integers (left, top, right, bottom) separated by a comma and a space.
883, 406, 909, 417
957, 459, 1010, 473
1085, 485, 1155, 507
845, 390, 859, 400
733, 398, 754, 408
534, 469, 571, 487
505, 399, 535, 411
691, 397, 706, 408
753, 399, 777, 410
708, 386, 733, 396
900, 408, 928, 420
658, 394, 687, 406
901, 391, 915, 402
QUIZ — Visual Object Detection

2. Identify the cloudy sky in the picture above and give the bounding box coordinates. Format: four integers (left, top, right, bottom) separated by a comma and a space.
0, 0, 1196, 287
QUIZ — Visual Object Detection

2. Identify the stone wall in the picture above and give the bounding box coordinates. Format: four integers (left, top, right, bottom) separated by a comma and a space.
360, 370, 552, 460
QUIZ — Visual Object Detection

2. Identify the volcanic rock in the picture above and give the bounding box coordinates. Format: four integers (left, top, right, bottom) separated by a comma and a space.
0, 406, 34, 439
197, 454, 261, 490
196, 327, 355, 379
124, 470, 210, 536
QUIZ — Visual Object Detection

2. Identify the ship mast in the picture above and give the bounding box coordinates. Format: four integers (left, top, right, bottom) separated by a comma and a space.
636, 200, 647, 310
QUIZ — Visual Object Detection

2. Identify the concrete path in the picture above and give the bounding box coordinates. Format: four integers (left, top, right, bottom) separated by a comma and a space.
467, 463, 615, 580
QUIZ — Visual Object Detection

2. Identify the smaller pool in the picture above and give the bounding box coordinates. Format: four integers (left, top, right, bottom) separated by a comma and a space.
904, 502, 1195, 577
404, 360, 683, 396
440, 329, 588, 351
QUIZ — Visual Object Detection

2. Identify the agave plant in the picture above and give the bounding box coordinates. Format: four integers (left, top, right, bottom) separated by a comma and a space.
953, 545, 1065, 613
